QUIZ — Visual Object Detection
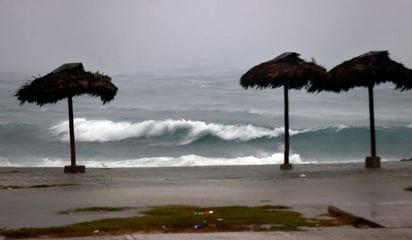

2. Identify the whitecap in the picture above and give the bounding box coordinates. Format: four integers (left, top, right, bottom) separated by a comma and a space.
50, 118, 288, 143
82, 153, 306, 168
0, 156, 22, 167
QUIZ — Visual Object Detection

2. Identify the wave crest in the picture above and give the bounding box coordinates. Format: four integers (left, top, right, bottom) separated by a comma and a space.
50, 118, 363, 144
50, 118, 289, 143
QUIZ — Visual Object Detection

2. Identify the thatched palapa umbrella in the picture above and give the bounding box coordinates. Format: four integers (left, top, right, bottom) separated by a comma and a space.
315, 51, 412, 168
16, 63, 117, 173
240, 52, 327, 170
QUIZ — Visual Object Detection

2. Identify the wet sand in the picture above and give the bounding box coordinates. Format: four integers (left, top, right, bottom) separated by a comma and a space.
1, 162, 412, 234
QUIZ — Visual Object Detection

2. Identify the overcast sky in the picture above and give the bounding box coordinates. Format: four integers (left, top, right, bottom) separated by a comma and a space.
1, 0, 412, 75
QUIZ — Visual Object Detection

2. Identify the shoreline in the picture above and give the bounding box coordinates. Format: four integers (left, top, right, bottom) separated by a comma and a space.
0, 158, 407, 169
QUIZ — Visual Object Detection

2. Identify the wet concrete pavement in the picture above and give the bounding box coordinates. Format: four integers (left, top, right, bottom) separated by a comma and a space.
1, 162, 411, 239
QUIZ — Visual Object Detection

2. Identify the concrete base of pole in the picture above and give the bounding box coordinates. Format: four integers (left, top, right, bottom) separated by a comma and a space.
64, 165, 86, 173
280, 163, 293, 170
365, 156, 381, 168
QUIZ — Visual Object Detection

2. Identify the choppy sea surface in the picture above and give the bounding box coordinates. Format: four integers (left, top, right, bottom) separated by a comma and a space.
1, 70, 411, 167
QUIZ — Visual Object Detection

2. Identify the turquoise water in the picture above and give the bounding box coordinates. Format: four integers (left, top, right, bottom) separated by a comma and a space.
1, 71, 411, 167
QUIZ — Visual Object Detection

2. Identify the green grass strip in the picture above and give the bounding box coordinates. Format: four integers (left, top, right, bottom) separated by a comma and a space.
0, 205, 348, 239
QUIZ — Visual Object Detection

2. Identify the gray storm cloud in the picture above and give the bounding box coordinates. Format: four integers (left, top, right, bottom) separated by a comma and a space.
1, 0, 412, 75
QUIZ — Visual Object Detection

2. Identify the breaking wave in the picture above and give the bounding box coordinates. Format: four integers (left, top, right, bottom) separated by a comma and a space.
49, 118, 398, 146
50, 118, 310, 143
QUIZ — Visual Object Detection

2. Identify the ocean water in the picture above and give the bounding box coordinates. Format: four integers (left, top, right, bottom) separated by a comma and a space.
1, 70, 411, 167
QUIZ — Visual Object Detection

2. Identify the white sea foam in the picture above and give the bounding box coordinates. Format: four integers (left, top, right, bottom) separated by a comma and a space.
30, 153, 306, 168
333, 124, 351, 131
0, 155, 382, 168
0, 156, 22, 167
51, 118, 311, 143
38, 158, 67, 167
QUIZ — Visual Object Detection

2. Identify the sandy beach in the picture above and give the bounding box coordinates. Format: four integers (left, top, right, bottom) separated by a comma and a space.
1, 161, 412, 239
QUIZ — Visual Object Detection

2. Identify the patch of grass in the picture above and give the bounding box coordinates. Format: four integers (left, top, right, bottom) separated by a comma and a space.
0, 205, 349, 239
0, 184, 78, 190
58, 207, 134, 214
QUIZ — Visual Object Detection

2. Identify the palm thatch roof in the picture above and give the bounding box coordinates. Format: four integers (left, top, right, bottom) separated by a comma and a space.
16, 63, 117, 106
240, 52, 328, 90
323, 51, 412, 92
